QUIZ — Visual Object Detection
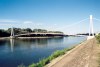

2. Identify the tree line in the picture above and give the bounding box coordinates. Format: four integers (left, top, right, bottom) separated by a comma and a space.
0, 28, 63, 37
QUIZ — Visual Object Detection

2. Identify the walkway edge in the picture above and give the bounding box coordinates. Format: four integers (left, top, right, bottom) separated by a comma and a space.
45, 39, 88, 67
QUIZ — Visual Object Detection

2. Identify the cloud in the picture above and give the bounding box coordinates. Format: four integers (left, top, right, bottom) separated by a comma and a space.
36, 23, 43, 25
0, 19, 44, 28
0, 19, 17, 23
0, 23, 12, 25
0, 19, 18, 26
54, 24, 57, 26
23, 21, 44, 26
23, 21, 33, 24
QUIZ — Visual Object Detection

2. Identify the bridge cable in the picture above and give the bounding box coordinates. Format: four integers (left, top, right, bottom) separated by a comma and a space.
55, 18, 89, 30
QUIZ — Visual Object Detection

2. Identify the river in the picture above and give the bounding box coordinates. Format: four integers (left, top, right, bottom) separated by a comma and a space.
0, 37, 86, 67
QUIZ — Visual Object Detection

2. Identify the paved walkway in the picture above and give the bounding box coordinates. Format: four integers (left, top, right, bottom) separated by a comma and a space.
47, 38, 100, 67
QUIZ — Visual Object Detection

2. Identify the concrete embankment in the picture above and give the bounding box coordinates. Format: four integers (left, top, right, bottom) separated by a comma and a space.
46, 38, 100, 67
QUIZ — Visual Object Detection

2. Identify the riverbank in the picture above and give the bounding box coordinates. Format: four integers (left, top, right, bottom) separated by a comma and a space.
17, 36, 63, 39
28, 46, 76, 67
0, 37, 10, 40
45, 38, 100, 67
27, 39, 86, 67
95, 34, 100, 67
45, 39, 86, 67
0, 36, 64, 40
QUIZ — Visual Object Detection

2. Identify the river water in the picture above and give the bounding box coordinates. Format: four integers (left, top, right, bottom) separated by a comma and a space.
0, 37, 86, 67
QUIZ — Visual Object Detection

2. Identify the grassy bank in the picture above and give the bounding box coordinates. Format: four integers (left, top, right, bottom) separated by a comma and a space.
95, 34, 100, 67
29, 47, 74, 67
18, 46, 75, 67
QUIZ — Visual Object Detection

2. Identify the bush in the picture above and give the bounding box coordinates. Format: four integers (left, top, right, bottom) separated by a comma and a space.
29, 63, 37, 67
96, 34, 100, 43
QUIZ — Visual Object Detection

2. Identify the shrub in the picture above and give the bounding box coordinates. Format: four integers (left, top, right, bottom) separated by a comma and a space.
96, 34, 100, 43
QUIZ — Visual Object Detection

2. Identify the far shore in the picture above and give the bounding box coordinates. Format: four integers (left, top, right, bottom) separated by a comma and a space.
0, 36, 64, 40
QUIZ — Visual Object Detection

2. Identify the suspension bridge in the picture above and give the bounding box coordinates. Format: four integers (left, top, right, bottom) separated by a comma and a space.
8, 15, 100, 67
10, 15, 100, 39
45, 15, 100, 67
10, 31, 65, 39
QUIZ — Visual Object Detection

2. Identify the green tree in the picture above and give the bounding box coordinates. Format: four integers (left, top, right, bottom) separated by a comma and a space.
0, 29, 10, 37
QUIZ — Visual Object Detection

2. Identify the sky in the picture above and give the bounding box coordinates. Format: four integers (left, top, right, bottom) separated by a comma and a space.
0, 0, 100, 34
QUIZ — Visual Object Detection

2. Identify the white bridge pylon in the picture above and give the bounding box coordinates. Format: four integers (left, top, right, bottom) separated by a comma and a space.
87, 15, 95, 40
87, 15, 94, 40
89, 15, 94, 36
10, 27, 15, 38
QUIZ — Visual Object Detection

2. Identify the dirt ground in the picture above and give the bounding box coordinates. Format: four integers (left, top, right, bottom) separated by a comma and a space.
47, 38, 100, 67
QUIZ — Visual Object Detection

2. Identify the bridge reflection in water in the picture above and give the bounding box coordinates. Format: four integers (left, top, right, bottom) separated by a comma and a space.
9, 37, 64, 52
10, 39, 14, 52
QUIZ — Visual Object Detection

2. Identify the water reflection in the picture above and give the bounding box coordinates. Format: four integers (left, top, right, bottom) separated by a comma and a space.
0, 37, 86, 67
8, 37, 64, 52
19, 38, 48, 47
0, 40, 7, 46
10, 39, 14, 52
